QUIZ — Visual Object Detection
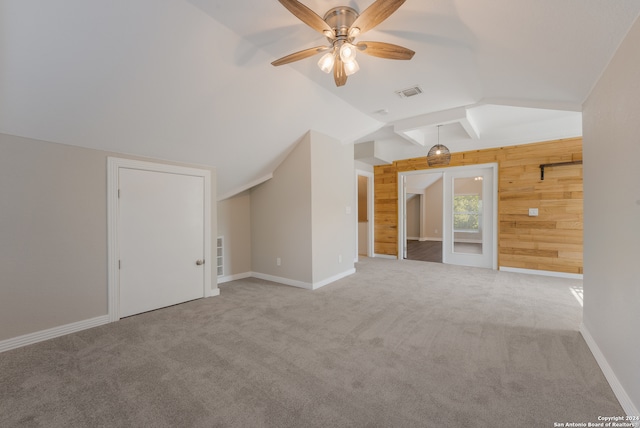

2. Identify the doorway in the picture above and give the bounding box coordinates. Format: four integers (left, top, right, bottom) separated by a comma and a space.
403, 172, 444, 262
398, 164, 497, 269
356, 170, 374, 260
107, 158, 213, 321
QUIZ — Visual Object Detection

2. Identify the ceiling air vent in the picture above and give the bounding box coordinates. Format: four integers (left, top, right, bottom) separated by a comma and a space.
396, 85, 423, 98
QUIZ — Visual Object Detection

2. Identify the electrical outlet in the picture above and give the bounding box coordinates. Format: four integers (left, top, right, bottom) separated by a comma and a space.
276, 257, 281, 266
338, 254, 342, 263
529, 208, 539, 217
435, 229, 438, 234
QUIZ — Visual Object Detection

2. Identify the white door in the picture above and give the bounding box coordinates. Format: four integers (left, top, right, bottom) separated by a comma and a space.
118, 168, 205, 317
443, 166, 496, 269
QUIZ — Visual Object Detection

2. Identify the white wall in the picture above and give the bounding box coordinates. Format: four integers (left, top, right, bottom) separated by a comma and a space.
582, 16, 640, 415
251, 135, 313, 283
0, 133, 217, 342
406, 195, 421, 239
250, 131, 355, 288
425, 177, 444, 240
310, 130, 355, 283
354, 160, 374, 173
217, 192, 251, 281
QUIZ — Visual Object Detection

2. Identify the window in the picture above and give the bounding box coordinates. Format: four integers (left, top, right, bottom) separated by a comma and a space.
453, 195, 481, 232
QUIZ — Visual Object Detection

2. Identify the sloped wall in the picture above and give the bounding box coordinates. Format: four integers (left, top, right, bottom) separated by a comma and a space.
251, 135, 313, 283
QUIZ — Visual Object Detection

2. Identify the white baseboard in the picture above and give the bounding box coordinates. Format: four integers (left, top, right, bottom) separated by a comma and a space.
499, 266, 583, 280
580, 324, 639, 417
0, 315, 110, 354
251, 268, 356, 291
424, 237, 443, 242
217, 272, 252, 284
252, 272, 314, 290
0, 268, 352, 354
373, 254, 397, 260
312, 268, 356, 290
407, 236, 420, 241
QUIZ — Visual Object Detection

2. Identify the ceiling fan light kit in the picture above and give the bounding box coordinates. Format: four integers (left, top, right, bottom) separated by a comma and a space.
272, 0, 415, 86
317, 51, 336, 73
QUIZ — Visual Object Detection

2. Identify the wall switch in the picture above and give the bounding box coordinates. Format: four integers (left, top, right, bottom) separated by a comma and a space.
276, 257, 281, 266
529, 208, 539, 217
338, 254, 342, 263
345, 206, 351, 215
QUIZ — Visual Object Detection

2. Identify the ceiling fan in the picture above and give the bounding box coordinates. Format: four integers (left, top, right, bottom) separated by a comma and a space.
271, 0, 415, 87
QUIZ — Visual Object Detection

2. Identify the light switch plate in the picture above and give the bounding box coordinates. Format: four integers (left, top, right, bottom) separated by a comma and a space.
529, 208, 539, 217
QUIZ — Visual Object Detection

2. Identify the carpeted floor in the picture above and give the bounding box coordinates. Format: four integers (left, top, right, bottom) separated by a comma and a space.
0, 258, 622, 427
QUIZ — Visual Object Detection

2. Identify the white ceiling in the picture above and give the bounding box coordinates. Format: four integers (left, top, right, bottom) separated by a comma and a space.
1, 1, 639, 198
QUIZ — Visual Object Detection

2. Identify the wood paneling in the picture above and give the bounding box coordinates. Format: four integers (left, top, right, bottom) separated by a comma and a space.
374, 138, 583, 274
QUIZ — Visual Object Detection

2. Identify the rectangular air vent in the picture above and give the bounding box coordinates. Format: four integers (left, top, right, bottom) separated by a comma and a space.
216, 236, 223, 277
396, 85, 423, 98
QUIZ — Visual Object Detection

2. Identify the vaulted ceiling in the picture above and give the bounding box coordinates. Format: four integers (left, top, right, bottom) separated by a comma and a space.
2, 1, 639, 198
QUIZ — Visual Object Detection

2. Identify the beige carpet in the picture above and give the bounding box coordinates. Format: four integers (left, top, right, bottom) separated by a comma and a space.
0, 258, 622, 427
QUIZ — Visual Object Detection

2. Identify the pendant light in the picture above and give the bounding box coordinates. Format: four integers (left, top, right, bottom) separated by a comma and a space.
427, 125, 451, 167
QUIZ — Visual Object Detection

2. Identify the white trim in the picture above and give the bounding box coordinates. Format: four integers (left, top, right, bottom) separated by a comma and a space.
251, 269, 356, 290
107, 157, 213, 322
372, 254, 398, 260
424, 237, 443, 242
499, 266, 583, 280
580, 324, 639, 417
252, 272, 313, 290
407, 236, 420, 241
217, 272, 253, 284
312, 268, 356, 289
0, 315, 110, 354
355, 170, 375, 262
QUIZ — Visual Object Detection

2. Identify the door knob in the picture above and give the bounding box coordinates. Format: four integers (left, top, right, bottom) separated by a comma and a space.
196, 259, 204, 266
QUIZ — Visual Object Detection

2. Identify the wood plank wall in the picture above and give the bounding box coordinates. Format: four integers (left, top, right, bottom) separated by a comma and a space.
374, 137, 583, 274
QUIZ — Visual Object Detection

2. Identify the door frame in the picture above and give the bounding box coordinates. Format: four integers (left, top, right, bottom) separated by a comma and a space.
355, 169, 374, 261
107, 157, 213, 322
442, 165, 497, 269
397, 163, 498, 269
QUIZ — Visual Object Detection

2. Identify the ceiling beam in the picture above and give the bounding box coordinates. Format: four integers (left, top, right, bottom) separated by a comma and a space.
392, 106, 480, 144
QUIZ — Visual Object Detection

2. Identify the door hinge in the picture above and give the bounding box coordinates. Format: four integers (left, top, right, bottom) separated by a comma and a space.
118, 189, 120, 198
118, 260, 121, 269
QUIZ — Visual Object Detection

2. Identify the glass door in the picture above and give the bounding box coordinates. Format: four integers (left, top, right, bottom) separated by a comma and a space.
443, 166, 495, 269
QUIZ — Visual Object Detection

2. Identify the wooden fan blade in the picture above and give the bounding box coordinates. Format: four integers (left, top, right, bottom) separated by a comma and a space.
334, 56, 347, 87
350, 0, 406, 35
356, 41, 415, 60
271, 46, 329, 66
277, 0, 334, 37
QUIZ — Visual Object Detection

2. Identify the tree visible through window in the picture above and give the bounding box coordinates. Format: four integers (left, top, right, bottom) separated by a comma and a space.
454, 195, 481, 232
